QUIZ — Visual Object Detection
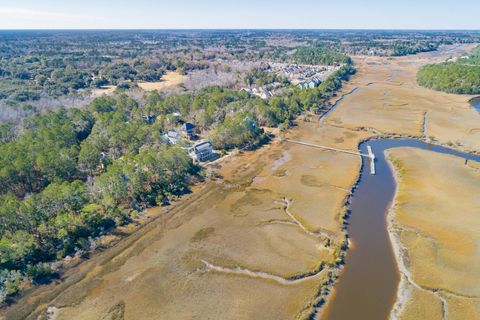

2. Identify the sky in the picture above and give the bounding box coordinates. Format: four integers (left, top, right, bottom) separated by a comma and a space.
0, 0, 479, 30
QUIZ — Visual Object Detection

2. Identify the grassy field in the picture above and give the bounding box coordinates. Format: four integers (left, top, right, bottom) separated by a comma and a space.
137, 71, 186, 91
328, 44, 480, 152
387, 148, 480, 320
91, 85, 117, 97
90, 71, 186, 98
2, 120, 370, 320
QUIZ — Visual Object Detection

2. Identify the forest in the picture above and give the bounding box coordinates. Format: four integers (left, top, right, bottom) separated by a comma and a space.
293, 46, 351, 65
0, 61, 355, 303
417, 46, 480, 94
1, 30, 478, 112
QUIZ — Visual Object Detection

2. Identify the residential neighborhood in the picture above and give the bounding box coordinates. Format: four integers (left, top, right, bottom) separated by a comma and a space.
271, 62, 341, 87
242, 62, 342, 99
162, 119, 217, 163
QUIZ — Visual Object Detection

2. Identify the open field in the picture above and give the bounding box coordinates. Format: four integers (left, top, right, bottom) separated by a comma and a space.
91, 71, 187, 98
387, 148, 480, 320
91, 85, 117, 97
137, 71, 187, 91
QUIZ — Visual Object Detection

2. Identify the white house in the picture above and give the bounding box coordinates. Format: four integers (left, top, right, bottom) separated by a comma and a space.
190, 141, 214, 162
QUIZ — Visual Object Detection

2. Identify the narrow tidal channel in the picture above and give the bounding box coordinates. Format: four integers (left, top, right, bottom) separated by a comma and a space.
322, 139, 480, 320
470, 96, 480, 113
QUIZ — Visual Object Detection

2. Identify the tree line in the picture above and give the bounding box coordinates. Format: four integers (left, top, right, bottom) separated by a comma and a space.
417, 46, 480, 94
293, 46, 352, 65
0, 63, 355, 303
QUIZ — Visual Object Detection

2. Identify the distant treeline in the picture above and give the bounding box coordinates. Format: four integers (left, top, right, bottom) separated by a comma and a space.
293, 46, 351, 65
0, 63, 355, 303
0, 56, 175, 102
417, 46, 480, 94
1, 30, 479, 110
390, 42, 439, 56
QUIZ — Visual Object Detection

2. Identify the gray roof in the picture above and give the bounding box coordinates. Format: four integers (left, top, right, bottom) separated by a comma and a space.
167, 130, 180, 138
194, 141, 212, 153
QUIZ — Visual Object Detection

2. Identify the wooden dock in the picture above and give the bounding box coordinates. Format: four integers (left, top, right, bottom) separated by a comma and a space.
367, 145, 375, 175
285, 139, 376, 175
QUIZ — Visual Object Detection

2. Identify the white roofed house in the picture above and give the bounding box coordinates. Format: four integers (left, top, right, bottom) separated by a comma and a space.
190, 141, 214, 162
164, 130, 180, 145
298, 77, 321, 89
307, 77, 321, 89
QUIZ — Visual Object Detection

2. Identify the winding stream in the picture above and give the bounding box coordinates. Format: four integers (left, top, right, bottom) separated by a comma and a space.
321, 139, 480, 320
320, 87, 360, 123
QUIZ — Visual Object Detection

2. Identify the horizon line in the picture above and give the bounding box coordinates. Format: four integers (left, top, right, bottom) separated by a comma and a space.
1, 28, 480, 32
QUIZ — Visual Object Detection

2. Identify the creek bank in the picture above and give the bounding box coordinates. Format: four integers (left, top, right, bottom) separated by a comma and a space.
320, 87, 360, 123
321, 138, 480, 320
469, 96, 480, 113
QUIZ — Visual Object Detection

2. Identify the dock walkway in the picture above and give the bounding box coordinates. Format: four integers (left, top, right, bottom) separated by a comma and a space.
285, 139, 376, 175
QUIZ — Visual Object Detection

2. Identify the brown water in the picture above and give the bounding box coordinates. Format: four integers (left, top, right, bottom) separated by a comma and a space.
322, 139, 480, 320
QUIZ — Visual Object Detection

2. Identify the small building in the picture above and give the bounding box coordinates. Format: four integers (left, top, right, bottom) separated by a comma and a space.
258, 88, 273, 99
164, 130, 180, 145
191, 141, 214, 162
181, 122, 196, 139
298, 77, 321, 89
142, 115, 156, 123
241, 87, 254, 95
308, 77, 321, 88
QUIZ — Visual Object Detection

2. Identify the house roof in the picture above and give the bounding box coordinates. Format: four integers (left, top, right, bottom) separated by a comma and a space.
194, 141, 212, 153
167, 130, 179, 138
182, 122, 196, 130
